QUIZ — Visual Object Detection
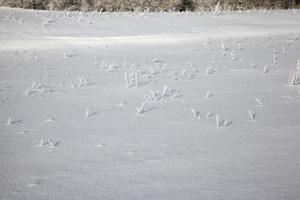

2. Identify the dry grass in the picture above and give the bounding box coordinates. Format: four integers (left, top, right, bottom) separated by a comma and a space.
0, 0, 297, 11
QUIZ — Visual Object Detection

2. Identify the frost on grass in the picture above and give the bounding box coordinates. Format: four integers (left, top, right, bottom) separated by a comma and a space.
101, 61, 123, 73
6, 117, 12, 126
230, 51, 237, 61
169, 63, 199, 81
248, 110, 256, 121
6, 117, 21, 125
72, 77, 89, 89
125, 70, 151, 88
25, 82, 52, 96
1, 8, 300, 199
42, 17, 55, 26
143, 86, 181, 102
85, 108, 97, 118
263, 65, 270, 74
273, 51, 278, 66
216, 114, 232, 128
221, 39, 228, 51
63, 50, 74, 58
136, 85, 180, 115
254, 98, 264, 107
38, 139, 60, 148
288, 60, 300, 86
205, 91, 213, 98
190, 108, 202, 119
136, 102, 146, 115
205, 66, 217, 76
147, 61, 168, 75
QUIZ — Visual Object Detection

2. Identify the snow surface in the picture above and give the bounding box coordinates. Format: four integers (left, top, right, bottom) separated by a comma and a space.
0, 7, 300, 200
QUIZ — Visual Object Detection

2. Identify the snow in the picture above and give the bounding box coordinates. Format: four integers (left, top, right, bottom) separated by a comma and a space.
0, 7, 300, 200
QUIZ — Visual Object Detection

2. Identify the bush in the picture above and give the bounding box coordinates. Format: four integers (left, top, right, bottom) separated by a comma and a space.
0, 0, 297, 11
177, 0, 195, 11
193, 0, 294, 10
48, 0, 81, 11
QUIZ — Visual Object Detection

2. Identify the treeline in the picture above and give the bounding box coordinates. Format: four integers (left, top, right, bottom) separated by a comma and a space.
0, 0, 297, 12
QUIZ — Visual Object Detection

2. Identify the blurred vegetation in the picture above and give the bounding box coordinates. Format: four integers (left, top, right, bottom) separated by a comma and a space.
0, 0, 298, 11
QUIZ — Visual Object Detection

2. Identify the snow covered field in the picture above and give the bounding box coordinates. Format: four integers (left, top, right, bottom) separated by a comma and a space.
1, 7, 300, 200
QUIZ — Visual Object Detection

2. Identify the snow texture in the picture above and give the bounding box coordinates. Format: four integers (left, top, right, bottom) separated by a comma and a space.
0, 7, 300, 200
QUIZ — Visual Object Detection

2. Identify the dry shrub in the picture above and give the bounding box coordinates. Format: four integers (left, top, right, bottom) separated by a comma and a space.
0, 0, 297, 11
48, 0, 81, 11
194, 0, 294, 10
93, 0, 179, 12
